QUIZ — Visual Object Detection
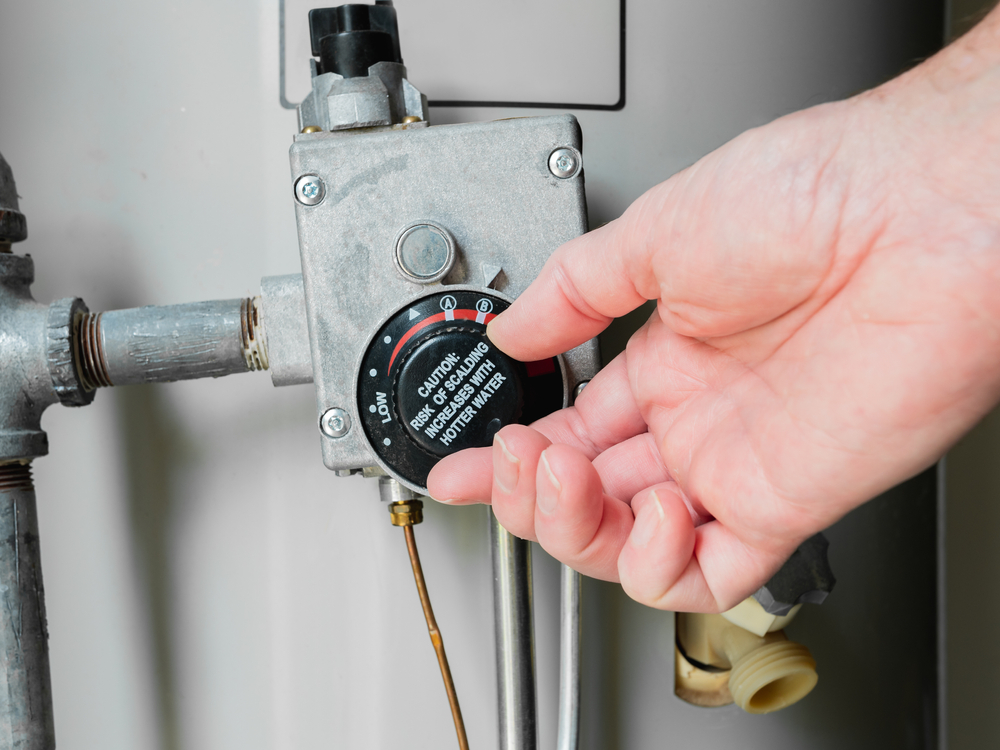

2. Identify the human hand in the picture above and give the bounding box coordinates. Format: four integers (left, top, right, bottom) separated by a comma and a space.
427, 12, 1000, 612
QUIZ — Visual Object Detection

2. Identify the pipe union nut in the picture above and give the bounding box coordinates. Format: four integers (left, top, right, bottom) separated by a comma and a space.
389, 500, 424, 527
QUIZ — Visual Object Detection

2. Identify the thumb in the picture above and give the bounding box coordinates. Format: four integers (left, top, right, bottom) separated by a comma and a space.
487, 218, 647, 360
488, 119, 846, 361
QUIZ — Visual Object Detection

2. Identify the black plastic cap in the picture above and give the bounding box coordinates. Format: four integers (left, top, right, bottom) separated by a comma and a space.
309, 3, 402, 78
753, 533, 837, 616
0, 152, 27, 243
396, 329, 524, 457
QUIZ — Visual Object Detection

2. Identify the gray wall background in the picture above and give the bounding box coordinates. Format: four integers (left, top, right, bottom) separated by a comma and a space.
0, 0, 994, 748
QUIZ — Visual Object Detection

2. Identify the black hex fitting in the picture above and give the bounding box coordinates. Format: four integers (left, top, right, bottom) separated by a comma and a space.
309, 2, 402, 78
0, 152, 27, 244
753, 533, 836, 616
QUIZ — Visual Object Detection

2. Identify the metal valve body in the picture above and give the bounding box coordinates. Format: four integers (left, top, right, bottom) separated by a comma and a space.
291, 102, 598, 491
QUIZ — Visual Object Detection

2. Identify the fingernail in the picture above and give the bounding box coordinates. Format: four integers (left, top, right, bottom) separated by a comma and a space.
536, 451, 561, 515
493, 434, 520, 495
485, 318, 503, 345
630, 491, 665, 549
485, 317, 512, 354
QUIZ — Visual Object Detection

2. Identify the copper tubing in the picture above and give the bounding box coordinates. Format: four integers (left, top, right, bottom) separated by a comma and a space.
403, 524, 470, 750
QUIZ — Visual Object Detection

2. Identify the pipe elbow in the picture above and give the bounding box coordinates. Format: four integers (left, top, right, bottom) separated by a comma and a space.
674, 598, 819, 715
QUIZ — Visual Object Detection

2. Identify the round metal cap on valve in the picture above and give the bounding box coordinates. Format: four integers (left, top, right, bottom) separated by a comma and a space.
395, 222, 455, 283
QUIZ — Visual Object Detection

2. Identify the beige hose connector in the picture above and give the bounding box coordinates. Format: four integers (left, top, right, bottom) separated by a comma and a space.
675, 598, 819, 714
728, 639, 817, 714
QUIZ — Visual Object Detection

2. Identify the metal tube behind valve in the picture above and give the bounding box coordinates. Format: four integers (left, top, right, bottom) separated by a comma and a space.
490, 510, 537, 750
557, 565, 581, 750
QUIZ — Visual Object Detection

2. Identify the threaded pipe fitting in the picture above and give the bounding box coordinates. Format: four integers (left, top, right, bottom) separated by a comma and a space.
77, 311, 113, 389
240, 296, 269, 372
0, 462, 33, 492
728, 640, 818, 714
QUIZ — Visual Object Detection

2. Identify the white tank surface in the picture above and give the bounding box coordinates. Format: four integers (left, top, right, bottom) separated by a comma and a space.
0, 1, 947, 749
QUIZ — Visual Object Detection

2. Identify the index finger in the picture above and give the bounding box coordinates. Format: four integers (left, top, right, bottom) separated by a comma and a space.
530, 351, 647, 458
486, 217, 652, 361
426, 351, 647, 504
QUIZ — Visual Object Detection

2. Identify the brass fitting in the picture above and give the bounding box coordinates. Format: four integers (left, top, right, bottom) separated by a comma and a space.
300, 125, 322, 134
389, 499, 424, 527
387, 491, 469, 749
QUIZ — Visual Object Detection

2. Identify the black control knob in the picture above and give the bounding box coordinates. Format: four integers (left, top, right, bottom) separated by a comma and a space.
753, 533, 836, 615
358, 291, 566, 489
396, 327, 524, 456
309, 3, 403, 79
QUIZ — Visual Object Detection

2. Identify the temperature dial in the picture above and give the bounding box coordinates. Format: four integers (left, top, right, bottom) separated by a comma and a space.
358, 291, 565, 489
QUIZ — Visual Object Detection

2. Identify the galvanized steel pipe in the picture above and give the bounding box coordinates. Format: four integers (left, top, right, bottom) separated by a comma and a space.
0, 463, 54, 750
77, 298, 267, 388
